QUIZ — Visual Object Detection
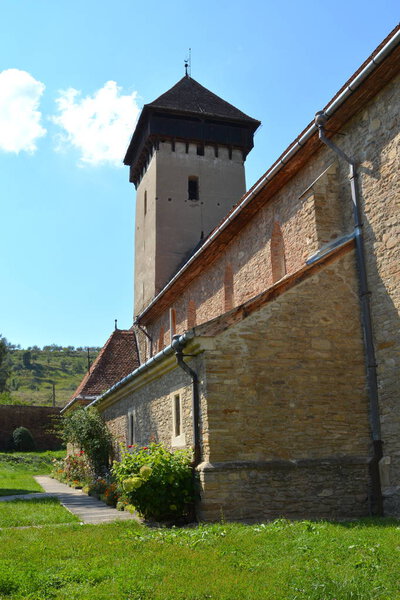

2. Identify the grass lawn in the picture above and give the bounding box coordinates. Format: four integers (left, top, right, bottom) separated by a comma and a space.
0, 518, 400, 599
0, 497, 79, 528
0, 450, 65, 496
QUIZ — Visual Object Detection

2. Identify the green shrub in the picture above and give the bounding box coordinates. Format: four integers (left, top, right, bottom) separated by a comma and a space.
11, 427, 36, 451
112, 443, 194, 521
62, 407, 113, 474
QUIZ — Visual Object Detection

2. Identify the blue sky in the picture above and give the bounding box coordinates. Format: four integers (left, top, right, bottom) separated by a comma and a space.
0, 0, 398, 349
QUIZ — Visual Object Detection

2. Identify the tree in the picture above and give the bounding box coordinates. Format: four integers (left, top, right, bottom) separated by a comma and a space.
62, 407, 113, 474
22, 351, 32, 369
0, 335, 10, 392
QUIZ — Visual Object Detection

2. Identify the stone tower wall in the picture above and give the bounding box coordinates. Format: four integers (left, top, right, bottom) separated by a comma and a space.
134, 140, 246, 316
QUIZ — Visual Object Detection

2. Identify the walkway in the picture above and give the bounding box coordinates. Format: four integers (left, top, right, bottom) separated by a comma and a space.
0, 477, 140, 525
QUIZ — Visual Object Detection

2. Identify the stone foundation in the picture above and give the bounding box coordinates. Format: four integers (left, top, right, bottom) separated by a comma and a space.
197, 457, 371, 522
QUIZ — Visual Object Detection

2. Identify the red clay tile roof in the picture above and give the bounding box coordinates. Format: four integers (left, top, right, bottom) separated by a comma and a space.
65, 329, 139, 409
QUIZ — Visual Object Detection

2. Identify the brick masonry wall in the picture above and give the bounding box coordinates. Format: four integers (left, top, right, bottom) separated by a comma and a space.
0, 405, 62, 450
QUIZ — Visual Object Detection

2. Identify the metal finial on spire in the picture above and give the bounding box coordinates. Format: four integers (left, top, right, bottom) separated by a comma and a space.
115, 319, 118, 330
184, 48, 191, 77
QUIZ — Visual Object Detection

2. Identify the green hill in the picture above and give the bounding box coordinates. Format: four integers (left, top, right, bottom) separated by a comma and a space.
0, 345, 100, 408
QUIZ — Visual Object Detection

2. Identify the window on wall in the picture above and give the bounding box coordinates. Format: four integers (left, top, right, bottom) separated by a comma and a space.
187, 299, 196, 329
174, 394, 181, 438
171, 393, 186, 447
144, 190, 147, 215
271, 222, 287, 283
188, 176, 199, 201
224, 264, 234, 312
128, 410, 136, 446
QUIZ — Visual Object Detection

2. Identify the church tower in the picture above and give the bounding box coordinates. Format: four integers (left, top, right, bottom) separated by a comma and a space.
124, 75, 260, 317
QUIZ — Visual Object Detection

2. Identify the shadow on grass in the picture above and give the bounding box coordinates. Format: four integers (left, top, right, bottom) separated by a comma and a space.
0, 489, 40, 497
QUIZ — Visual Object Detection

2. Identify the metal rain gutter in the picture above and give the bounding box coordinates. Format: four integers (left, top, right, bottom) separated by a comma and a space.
135, 28, 400, 323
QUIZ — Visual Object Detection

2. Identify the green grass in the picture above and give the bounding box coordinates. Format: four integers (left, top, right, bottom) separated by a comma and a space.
0, 518, 399, 599
0, 451, 65, 496
0, 497, 79, 528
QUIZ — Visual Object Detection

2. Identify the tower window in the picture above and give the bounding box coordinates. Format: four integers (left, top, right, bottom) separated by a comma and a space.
144, 191, 147, 215
188, 177, 199, 201
196, 144, 204, 156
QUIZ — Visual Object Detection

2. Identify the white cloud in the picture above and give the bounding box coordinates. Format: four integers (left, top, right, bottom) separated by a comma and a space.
0, 69, 46, 153
52, 81, 140, 166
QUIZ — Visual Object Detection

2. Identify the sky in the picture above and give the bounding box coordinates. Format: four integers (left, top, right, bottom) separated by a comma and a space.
0, 1, 398, 349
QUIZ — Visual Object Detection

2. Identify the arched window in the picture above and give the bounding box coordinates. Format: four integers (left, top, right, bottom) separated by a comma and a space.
158, 326, 164, 352
224, 264, 234, 312
271, 222, 287, 283
187, 300, 197, 329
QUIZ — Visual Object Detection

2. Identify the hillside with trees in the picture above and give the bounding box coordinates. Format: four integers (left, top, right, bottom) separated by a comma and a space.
0, 336, 100, 407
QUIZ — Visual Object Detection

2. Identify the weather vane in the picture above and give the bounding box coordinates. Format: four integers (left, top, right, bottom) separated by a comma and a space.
184, 48, 192, 77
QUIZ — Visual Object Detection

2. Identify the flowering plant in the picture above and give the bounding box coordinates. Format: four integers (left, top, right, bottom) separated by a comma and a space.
112, 443, 194, 521
62, 452, 91, 485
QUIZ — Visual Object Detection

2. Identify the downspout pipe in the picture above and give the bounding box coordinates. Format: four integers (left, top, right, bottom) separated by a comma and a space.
134, 320, 153, 360
315, 111, 383, 515
171, 334, 201, 468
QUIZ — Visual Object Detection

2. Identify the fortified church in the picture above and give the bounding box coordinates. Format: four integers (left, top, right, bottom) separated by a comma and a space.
66, 26, 400, 521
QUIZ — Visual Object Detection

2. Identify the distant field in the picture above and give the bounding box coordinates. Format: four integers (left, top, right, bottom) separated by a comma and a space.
1, 347, 99, 407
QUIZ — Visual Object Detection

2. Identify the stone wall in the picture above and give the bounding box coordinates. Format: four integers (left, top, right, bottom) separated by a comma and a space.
0, 405, 62, 450
136, 73, 400, 515
196, 249, 372, 520
198, 459, 370, 522
101, 353, 210, 460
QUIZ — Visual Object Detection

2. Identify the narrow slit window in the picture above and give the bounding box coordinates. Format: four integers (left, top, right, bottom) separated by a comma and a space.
128, 411, 135, 446
174, 395, 181, 437
188, 176, 199, 201
144, 190, 147, 215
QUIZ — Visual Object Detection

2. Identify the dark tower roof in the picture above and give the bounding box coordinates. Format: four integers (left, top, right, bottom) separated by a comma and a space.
146, 76, 260, 124
124, 76, 260, 187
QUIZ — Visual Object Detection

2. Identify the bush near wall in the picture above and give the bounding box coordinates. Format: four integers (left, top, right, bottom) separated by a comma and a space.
112, 444, 194, 521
